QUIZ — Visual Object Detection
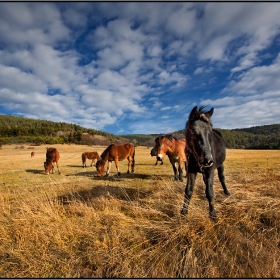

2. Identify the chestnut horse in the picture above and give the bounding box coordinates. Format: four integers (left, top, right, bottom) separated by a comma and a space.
96, 143, 135, 177
151, 135, 187, 181
82, 151, 100, 167
31, 151, 35, 157
181, 106, 230, 220
44, 147, 61, 175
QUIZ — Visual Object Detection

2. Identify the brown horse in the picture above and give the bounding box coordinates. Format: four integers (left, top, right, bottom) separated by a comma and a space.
151, 134, 187, 181
96, 143, 135, 177
82, 151, 100, 167
31, 151, 35, 157
44, 147, 61, 175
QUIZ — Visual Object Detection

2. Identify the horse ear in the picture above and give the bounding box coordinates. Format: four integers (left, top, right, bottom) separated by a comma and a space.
206, 108, 214, 118
189, 106, 198, 120
166, 134, 173, 142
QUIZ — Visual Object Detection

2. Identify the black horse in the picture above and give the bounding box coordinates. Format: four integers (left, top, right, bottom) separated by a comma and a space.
181, 106, 230, 220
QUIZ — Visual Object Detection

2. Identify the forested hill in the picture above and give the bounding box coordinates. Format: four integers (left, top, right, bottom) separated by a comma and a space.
0, 114, 279, 149
122, 124, 280, 149
0, 115, 125, 145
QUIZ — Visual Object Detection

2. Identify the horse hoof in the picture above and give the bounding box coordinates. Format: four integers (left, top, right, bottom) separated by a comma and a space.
225, 191, 231, 196
180, 209, 188, 215
209, 212, 218, 222
118, 172, 121, 176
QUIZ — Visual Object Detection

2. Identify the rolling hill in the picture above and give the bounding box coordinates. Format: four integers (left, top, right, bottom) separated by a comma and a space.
0, 114, 279, 149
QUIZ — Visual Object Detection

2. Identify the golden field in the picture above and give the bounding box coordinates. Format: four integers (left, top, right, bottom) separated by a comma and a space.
0, 144, 279, 277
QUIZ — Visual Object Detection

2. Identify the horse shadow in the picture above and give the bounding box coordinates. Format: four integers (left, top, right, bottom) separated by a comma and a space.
65, 171, 94, 177
26, 169, 44, 174
57, 184, 153, 205
95, 173, 153, 181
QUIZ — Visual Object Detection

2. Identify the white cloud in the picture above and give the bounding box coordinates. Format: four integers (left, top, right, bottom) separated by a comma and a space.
223, 54, 280, 94
1, 2, 280, 134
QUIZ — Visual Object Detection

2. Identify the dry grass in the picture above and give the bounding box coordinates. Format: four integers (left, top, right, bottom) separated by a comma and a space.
0, 144, 279, 277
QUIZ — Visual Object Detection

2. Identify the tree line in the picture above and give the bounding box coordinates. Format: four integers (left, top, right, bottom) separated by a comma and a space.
0, 115, 122, 146
122, 125, 280, 149
1, 114, 279, 149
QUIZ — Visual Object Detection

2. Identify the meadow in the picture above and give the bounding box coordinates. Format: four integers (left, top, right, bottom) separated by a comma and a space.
0, 144, 279, 278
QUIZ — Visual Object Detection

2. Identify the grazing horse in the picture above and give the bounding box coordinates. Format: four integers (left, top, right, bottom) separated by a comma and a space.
44, 147, 61, 175
181, 106, 230, 220
31, 151, 35, 157
151, 135, 187, 181
150, 146, 164, 165
96, 143, 135, 177
82, 151, 100, 167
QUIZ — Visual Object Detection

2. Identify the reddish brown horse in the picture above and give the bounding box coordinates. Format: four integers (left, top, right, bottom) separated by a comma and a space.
31, 151, 35, 157
44, 147, 61, 175
82, 151, 100, 167
96, 143, 135, 177
151, 135, 187, 181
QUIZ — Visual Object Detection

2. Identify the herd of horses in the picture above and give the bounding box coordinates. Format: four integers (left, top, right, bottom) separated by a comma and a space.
41, 106, 230, 220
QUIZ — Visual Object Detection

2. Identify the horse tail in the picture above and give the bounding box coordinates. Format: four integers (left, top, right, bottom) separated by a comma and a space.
82, 153, 86, 164
132, 147, 135, 172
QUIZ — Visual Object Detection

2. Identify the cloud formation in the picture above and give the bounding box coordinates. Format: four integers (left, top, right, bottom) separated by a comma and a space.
0, 2, 280, 134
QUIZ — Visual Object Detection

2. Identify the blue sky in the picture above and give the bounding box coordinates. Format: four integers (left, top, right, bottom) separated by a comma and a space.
0, 2, 280, 135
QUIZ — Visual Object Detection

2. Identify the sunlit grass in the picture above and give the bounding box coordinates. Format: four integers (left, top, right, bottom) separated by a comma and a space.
0, 144, 279, 277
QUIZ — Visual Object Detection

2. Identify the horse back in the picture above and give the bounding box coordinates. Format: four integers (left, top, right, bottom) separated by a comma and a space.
211, 129, 226, 166
109, 143, 135, 161
46, 147, 60, 163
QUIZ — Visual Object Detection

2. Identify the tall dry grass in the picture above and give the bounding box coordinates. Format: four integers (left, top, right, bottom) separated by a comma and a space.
0, 144, 279, 277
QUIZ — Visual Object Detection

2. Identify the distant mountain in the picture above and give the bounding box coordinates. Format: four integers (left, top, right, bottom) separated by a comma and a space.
121, 124, 280, 149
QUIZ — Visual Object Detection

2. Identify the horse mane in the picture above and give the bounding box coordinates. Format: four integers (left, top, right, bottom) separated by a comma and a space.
100, 144, 114, 160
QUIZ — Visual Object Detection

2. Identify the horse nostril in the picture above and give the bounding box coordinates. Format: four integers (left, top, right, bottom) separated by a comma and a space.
203, 158, 213, 167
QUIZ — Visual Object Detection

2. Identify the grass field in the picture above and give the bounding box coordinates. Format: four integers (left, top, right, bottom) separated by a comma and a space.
0, 144, 279, 277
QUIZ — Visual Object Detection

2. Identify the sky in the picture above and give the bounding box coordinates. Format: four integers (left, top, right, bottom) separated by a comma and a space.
0, 2, 280, 135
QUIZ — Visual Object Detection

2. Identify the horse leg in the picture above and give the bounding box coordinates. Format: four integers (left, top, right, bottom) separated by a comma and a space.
178, 166, 183, 182
203, 170, 217, 220
115, 158, 121, 176
106, 161, 112, 176
90, 158, 93, 167
155, 159, 158, 165
161, 159, 163, 165
178, 159, 184, 181
56, 161, 61, 174
218, 164, 230, 196
172, 163, 178, 180
181, 172, 197, 215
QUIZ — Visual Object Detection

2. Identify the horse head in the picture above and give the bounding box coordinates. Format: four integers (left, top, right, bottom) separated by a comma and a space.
186, 106, 214, 168
96, 158, 105, 177
154, 135, 174, 161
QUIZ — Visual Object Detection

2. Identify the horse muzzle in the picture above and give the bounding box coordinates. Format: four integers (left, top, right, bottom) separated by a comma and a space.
201, 158, 214, 168
157, 156, 162, 161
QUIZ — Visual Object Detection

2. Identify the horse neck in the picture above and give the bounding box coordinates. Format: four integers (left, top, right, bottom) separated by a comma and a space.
165, 138, 176, 152
100, 150, 110, 162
